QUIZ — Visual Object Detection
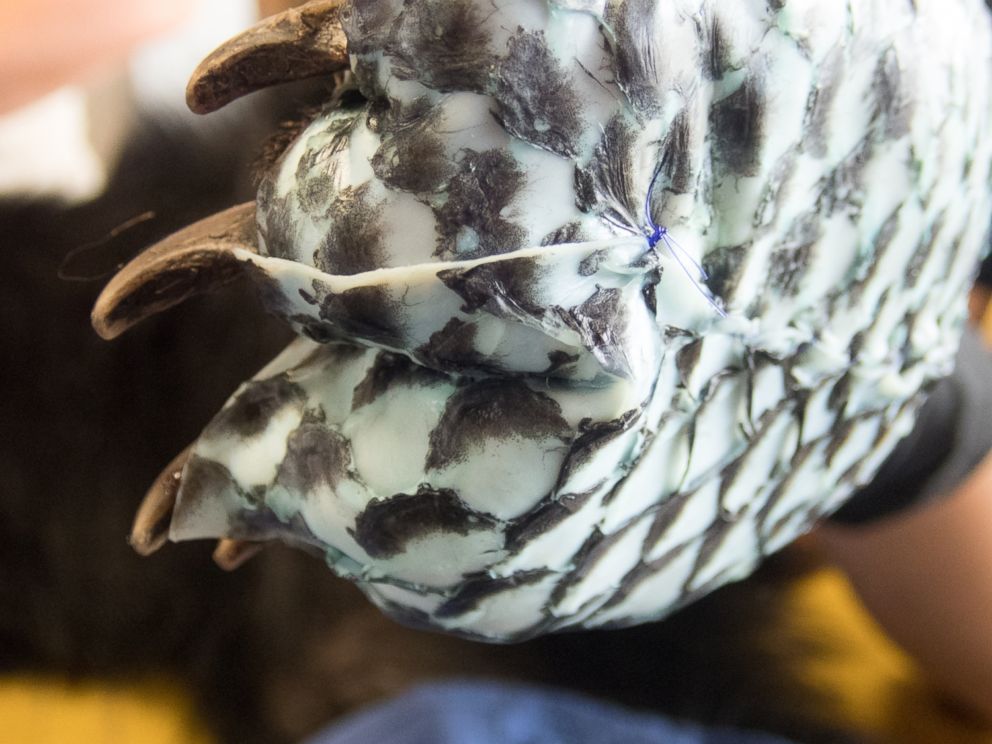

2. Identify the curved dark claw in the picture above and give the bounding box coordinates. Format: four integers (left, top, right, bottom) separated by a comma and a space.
212, 539, 266, 571
186, 0, 349, 115
130, 445, 194, 557
92, 202, 258, 340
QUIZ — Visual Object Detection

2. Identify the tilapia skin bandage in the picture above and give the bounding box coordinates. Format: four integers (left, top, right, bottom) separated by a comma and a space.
96, 0, 992, 641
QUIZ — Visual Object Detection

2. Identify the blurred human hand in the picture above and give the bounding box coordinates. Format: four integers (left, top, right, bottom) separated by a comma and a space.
0, 0, 197, 113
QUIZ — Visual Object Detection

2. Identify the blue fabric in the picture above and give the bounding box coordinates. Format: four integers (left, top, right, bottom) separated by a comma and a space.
303, 679, 798, 744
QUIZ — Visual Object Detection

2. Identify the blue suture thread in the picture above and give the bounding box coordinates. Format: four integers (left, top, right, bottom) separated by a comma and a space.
643, 166, 727, 318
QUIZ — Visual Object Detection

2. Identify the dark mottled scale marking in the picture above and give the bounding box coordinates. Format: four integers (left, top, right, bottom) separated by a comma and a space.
371, 103, 455, 194
784, 363, 820, 424
904, 210, 945, 288
717, 457, 747, 518
835, 425, 882, 489
434, 148, 527, 260
710, 75, 766, 178
872, 47, 914, 140
205, 376, 306, 441
438, 255, 544, 317
295, 113, 358, 217
341, 0, 399, 56
290, 315, 340, 344
351, 352, 448, 411
425, 379, 571, 471
825, 372, 852, 416
767, 217, 817, 298
549, 527, 605, 605
573, 166, 599, 217
413, 318, 487, 373
505, 490, 598, 551
815, 137, 873, 219
298, 281, 319, 308
386, 0, 495, 93
257, 178, 298, 261
660, 110, 695, 195
596, 538, 694, 617
664, 325, 695, 344
542, 221, 586, 247
684, 515, 740, 593
641, 267, 662, 317
641, 490, 693, 555
492, 29, 584, 157
552, 515, 654, 613
823, 413, 878, 470
744, 350, 778, 426
318, 284, 407, 348
374, 96, 445, 148
846, 209, 901, 306
604, 0, 662, 115
351, 486, 499, 560
705, 17, 733, 80
575, 113, 639, 228
718, 402, 793, 514
176, 455, 240, 518
554, 410, 639, 493
577, 249, 608, 277
767, 243, 812, 299
313, 183, 389, 275
545, 350, 581, 374
554, 287, 630, 375
676, 338, 703, 389
760, 503, 807, 550
229, 509, 324, 549
436, 569, 552, 620
754, 440, 820, 538
275, 421, 354, 500
802, 49, 843, 159
702, 243, 749, 304
754, 150, 798, 229
897, 313, 922, 363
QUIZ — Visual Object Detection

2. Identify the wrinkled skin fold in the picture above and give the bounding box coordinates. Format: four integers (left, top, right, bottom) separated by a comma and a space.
97, 0, 992, 641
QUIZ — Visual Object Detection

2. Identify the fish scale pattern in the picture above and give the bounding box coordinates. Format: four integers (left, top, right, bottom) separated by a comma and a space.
167, 0, 992, 640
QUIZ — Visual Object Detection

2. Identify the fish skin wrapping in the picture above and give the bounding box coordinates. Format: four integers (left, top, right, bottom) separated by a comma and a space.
168, 0, 992, 641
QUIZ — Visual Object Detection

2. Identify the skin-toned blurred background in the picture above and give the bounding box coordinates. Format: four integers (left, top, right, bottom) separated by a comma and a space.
1, 2, 992, 743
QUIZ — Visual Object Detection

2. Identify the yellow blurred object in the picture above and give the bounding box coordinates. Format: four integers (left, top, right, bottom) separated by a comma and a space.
780, 565, 992, 744
983, 299, 992, 344
0, 676, 214, 744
